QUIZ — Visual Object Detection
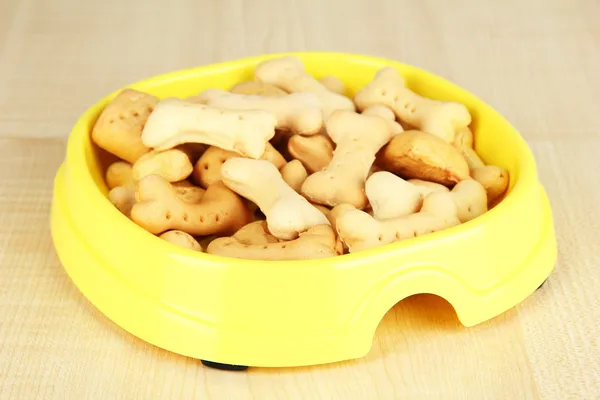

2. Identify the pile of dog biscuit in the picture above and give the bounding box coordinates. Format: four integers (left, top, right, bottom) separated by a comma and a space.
91, 56, 509, 260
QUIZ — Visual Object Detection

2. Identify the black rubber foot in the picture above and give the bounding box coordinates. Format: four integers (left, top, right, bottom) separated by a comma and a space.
537, 279, 548, 290
201, 360, 249, 371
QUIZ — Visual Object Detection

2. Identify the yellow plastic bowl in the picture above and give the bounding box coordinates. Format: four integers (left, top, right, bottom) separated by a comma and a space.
51, 52, 556, 368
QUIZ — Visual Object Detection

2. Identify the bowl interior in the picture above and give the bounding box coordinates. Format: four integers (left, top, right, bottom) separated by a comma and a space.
72, 52, 537, 260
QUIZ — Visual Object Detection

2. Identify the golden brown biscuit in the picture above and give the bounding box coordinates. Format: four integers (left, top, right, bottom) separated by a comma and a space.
91, 89, 158, 163
376, 130, 470, 187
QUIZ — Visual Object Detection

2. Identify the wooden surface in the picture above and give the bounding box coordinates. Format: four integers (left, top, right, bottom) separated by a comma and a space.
1, 0, 599, 398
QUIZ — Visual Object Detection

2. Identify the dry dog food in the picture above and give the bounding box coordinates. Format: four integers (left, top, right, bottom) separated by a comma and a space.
92, 56, 509, 259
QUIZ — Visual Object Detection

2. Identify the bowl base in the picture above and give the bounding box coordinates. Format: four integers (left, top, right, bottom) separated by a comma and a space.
201, 360, 249, 371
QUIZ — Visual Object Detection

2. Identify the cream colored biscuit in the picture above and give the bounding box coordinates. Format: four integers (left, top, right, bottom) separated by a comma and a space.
450, 179, 488, 223
254, 56, 355, 118
280, 160, 308, 193
408, 179, 451, 196
106, 161, 134, 189
141, 98, 277, 159
220, 158, 330, 240
318, 76, 345, 95
194, 89, 323, 136
471, 165, 509, 204
334, 191, 461, 253
365, 172, 422, 219
230, 81, 288, 97
301, 110, 396, 209
108, 186, 136, 217
159, 230, 203, 251
354, 67, 471, 143
132, 148, 193, 182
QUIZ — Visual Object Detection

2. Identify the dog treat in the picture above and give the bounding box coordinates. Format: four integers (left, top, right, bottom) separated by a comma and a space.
453, 127, 474, 148
311, 203, 335, 225
131, 175, 252, 236
254, 56, 355, 118
450, 179, 488, 223
319, 76, 345, 95
230, 81, 288, 97
141, 98, 277, 159
220, 158, 330, 240
335, 192, 461, 252
108, 186, 136, 217
226, 220, 281, 246
301, 110, 395, 209
377, 130, 470, 187
460, 146, 486, 170
471, 165, 509, 204
280, 160, 308, 192
194, 89, 324, 136
159, 230, 203, 251
354, 67, 471, 143
408, 179, 450, 196
366, 172, 422, 219
451, 127, 485, 170
106, 161, 134, 189
362, 105, 404, 136
329, 203, 353, 255
287, 134, 334, 174
91, 89, 158, 164
131, 148, 193, 183
197, 235, 218, 250
171, 180, 206, 204
207, 224, 338, 260
192, 143, 286, 188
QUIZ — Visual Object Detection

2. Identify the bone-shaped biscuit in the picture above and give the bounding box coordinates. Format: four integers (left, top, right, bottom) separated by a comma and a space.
287, 134, 334, 174
108, 186, 136, 217
450, 179, 488, 223
171, 180, 206, 204
300, 109, 397, 209
230, 81, 288, 97
159, 230, 203, 251
376, 130, 470, 187
354, 67, 471, 143
408, 179, 450, 196
280, 159, 308, 193
141, 98, 277, 159
192, 143, 286, 189
193, 89, 323, 136
365, 172, 423, 220
132, 148, 193, 183
228, 220, 281, 246
220, 158, 330, 240
471, 165, 509, 204
254, 56, 355, 118
106, 161, 134, 189
318, 76, 345, 95
131, 175, 252, 236
334, 191, 461, 253
361, 104, 404, 136
207, 224, 338, 261
92, 89, 157, 163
